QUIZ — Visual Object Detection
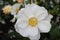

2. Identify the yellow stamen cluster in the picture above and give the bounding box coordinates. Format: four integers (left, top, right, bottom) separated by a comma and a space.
16, 8, 19, 14
28, 17, 38, 27
17, 0, 23, 3
3, 5, 12, 14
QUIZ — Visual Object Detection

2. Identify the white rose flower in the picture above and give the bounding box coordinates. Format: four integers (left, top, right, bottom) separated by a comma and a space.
10, 3, 21, 22
15, 4, 53, 40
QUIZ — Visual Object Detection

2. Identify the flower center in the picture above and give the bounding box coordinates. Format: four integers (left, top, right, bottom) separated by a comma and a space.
28, 17, 38, 27
17, 0, 23, 3
3, 6, 12, 14
16, 8, 19, 14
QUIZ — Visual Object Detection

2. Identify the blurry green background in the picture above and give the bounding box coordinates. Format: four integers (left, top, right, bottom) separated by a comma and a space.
0, 0, 60, 40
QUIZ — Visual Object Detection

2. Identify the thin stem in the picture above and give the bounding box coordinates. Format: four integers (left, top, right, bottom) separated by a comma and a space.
35, 0, 37, 4
31, 0, 33, 4
24, 0, 26, 6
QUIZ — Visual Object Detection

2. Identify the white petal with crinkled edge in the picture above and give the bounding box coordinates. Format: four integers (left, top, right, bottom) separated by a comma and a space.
27, 26, 38, 36
25, 4, 37, 8
18, 28, 29, 37
22, 4, 39, 18
38, 20, 51, 33
49, 14, 53, 19
36, 7, 48, 21
42, 14, 53, 22
29, 32, 40, 40
11, 3, 21, 15
18, 26, 38, 37
15, 18, 27, 29
24, 4, 48, 19
23, 7, 34, 18
17, 8, 28, 19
